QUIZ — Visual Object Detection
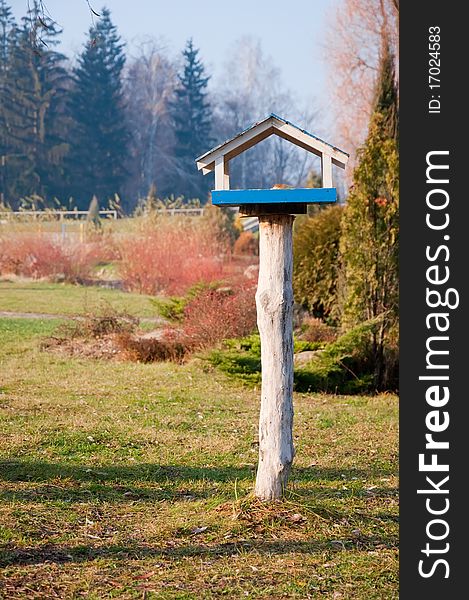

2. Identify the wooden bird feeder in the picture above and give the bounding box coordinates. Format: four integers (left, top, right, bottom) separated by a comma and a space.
196, 114, 348, 501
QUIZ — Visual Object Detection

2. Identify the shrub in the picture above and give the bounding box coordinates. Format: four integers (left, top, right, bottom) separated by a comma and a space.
299, 317, 338, 343
123, 282, 258, 361
182, 283, 257, 350
116, 330, 186, 363
118, 218, 228, 295
0, 234, 110, 282
233, 231, 259, 256
150, 282, 219, 322
200, 204, 240, 248
295, 318, 394, 393
206, 320, 396, 393
339, 47, 399, 390
293, 205, 343, 324
54, 309, 139, 341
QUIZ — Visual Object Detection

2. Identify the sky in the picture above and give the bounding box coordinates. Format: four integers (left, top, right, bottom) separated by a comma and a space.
10, 0, 338, 132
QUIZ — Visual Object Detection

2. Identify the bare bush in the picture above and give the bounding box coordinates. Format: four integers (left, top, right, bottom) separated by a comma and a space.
118, 218, 228, 295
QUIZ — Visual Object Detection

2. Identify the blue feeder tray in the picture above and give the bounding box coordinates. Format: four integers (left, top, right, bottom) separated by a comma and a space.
211, 187, 336, 214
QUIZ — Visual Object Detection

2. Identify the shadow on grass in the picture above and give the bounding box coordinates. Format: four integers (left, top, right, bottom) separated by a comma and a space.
0, 460, 398, 568
0, 534, 399, 567
0, 460, 395, 485
0, 459, 397, 505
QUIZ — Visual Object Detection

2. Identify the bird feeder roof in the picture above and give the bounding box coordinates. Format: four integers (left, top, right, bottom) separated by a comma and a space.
195, 113, 349, 174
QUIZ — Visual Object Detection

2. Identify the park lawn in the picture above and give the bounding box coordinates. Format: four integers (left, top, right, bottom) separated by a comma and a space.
0, 280, 161, 318
0, 317, 399, 599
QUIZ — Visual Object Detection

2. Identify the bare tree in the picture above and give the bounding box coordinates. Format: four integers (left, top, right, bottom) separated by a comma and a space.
124, 39, 177, 200
214, 36, 318, 189
324, 0, 398, 172
25, 0, 101, 45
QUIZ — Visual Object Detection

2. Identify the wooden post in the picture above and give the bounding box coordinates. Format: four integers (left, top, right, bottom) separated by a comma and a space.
254, 213, 295, 500
195, 114, 348, 501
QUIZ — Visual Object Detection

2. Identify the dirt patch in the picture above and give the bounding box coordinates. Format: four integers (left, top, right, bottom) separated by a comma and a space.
41, 318, 187, 364
40, 312, 169, 362
42, 332, 127, 361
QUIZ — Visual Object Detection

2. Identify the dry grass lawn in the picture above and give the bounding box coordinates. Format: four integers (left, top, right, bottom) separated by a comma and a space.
0, 314, 398, 599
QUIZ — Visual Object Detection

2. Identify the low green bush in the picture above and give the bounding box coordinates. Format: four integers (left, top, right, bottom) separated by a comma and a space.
207, 321, 385, 394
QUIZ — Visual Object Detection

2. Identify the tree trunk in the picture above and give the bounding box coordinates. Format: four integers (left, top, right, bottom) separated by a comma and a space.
254, 214, 295, 500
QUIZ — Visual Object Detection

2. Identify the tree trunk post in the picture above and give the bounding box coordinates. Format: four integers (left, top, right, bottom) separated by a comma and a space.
254, 213, 295, 501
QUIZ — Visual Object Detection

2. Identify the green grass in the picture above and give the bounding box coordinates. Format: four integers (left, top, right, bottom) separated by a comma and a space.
0, 316, 398, 599
0, 280, 161, 318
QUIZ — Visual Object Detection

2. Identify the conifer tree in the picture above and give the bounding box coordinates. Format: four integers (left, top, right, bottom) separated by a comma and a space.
0, 0, 15, 202
0, 1, 69, 204
170, 39, 212, 201
340, 38, 399, 389
68, 7, 128, 209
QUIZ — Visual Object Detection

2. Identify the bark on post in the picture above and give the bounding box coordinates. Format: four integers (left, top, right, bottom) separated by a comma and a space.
254, 213, 295, 501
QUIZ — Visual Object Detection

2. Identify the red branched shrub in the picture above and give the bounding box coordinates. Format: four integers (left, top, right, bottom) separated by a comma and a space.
0, 234, 110, 281
182, 282, 257, 350
118, 220, 228, 295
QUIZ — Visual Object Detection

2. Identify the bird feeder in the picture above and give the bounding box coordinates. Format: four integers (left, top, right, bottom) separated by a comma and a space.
196, 114, 348, 500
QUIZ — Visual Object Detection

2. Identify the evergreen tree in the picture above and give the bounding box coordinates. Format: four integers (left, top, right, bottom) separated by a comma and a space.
68, 7, 128, 209
0, 1, 69, 204
170, 39, 212, 201
340, 38, 399, 389
0, 0, 15, 202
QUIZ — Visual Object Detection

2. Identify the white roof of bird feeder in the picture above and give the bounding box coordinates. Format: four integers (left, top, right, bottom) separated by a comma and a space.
195, 113, 349, 191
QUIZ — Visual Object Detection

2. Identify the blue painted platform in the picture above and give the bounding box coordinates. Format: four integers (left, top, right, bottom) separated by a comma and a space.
211, 187, 337, 206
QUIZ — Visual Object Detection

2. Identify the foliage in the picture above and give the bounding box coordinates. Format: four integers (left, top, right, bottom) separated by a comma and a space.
295, 319, 384, 393
151, 283, 258, 358
0, 234, 108, 282
340, 41, 399, 390
207, 320, 386, 394
0, 1, 70, 205
151, 282, 217, 322
118, 217, 227, 295
170, 39, 212, 201
233, 231, 259, 256
68, 8, 128, 209
117, 330, 187, 363
207, 319, 397, 394
0, 3, 320, 212
299, 316, 338, 343
57, 309, 139, 340
182, 283, 257, 350
325, 0, 399, 167
293, 205, 343, 324
132, 193, 202, 220
200, 203, 240, 248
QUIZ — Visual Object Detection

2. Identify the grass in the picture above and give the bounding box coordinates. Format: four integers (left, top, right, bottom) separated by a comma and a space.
0, 280, 161, 318
0, 306, 398, 598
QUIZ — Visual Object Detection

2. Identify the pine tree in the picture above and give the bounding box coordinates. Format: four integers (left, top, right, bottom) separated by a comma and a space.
0, 1, 69, 204
170, 39, 212, 201
3, 24, 37, 201
68, 7, 128, 209
0, 0, 15, 203
340, 38, 399, 389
